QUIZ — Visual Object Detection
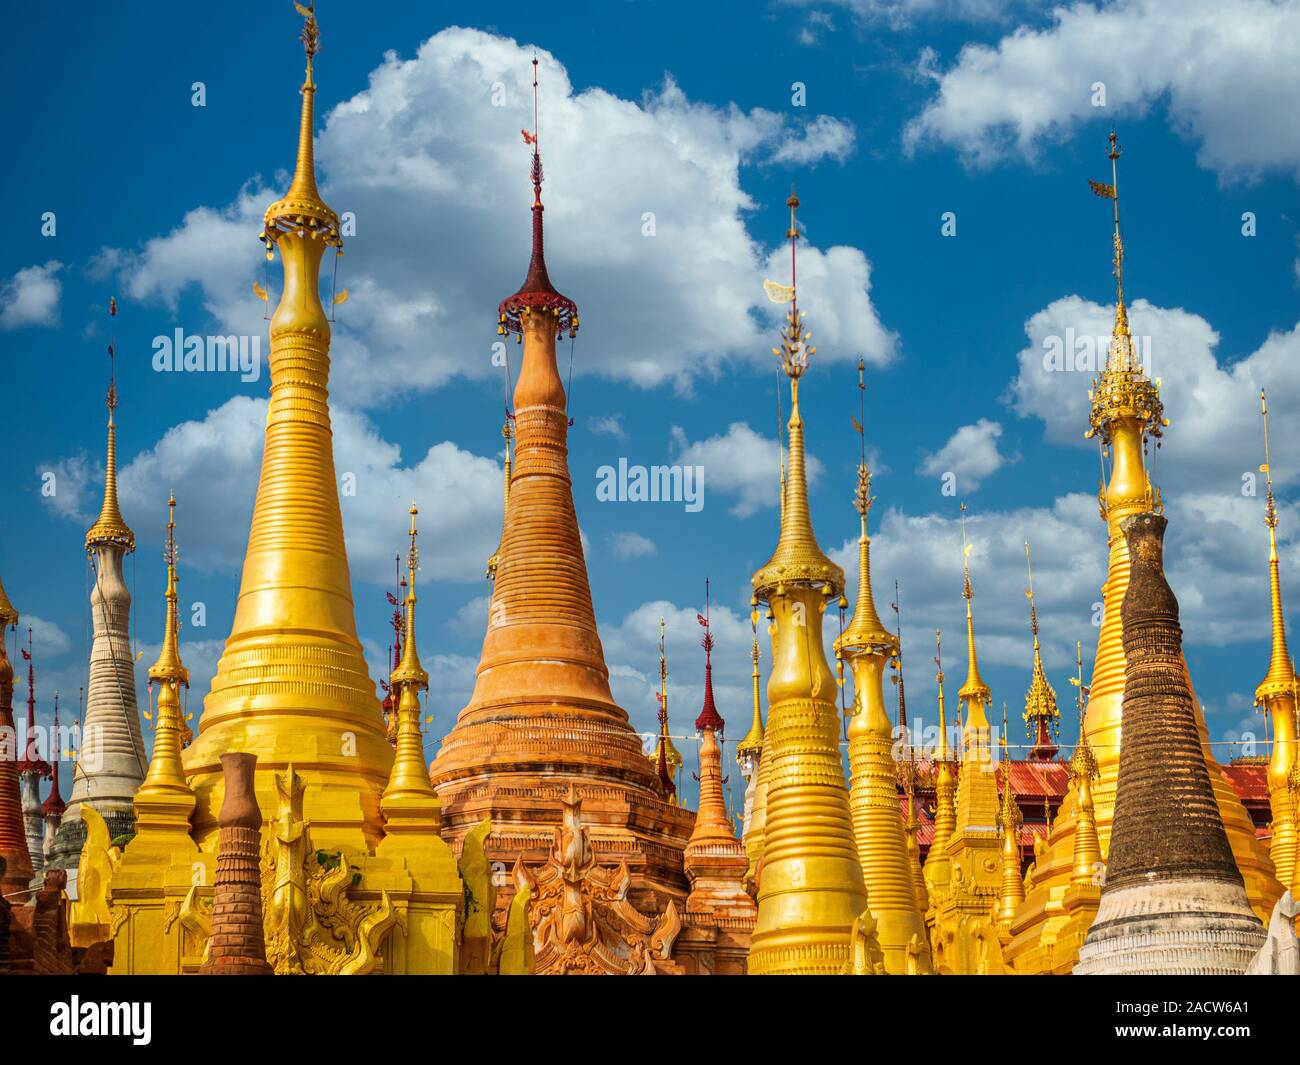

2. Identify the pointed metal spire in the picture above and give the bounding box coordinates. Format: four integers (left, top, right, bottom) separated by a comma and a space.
498, 54, 578, 337
1255, 389, 1296, 703
1022, 541, 1060, 758
957, 502, 990, 708
695, 579, 725, 733
753, 189, 842, 603
86, 297, 135, 553
1084, 132, 1167, 449
260, 0, 341, 257
736, 611, 765, 762
655, 617, 676, 802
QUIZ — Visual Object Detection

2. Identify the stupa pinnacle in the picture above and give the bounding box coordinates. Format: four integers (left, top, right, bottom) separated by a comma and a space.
1006, 133, 1282, 972
747, 189, 866, 975
184, 1, 393, 851
1022, 542, 1060, 760
1254, 390, 1298, 889
429, 55, 692, 941
833, 364, 930, 974
49, 299, 146, 881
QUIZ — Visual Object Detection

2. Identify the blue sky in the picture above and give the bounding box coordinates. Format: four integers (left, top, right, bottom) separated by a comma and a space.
3, 0, 1299, 810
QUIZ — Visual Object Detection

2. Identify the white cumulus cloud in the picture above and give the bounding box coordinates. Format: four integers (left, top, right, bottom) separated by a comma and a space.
96, 28, 890, 406
905, 0, 1300, 182
918, 417, 1015, 493
671, 421, 825, 518
0, 261, 62, 330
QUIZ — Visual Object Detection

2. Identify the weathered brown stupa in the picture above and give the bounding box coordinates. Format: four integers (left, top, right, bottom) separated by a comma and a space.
429, 59, 692, 926
200, 753, 272, 976
1075, 513, 1265, 974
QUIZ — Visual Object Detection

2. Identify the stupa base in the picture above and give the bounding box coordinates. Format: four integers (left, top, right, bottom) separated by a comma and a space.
1075, 879, 1265, 975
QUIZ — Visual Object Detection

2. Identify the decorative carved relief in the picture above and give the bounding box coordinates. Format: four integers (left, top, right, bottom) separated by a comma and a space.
515, 786, 681, 975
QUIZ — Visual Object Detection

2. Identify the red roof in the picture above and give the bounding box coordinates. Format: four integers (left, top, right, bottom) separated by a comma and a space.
902, 756, 1274, 855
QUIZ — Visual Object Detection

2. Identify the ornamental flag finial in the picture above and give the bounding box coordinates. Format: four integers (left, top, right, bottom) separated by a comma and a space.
499, 52, 578, 338
1083, 131, 1168, 450
260, 1, 341, 261
86, 296, 135, 554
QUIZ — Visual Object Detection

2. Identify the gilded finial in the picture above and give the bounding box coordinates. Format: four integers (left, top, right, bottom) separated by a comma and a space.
997, 702, 1021, 830
380, 502, 443, 821
772, 187, 815, 381
1068, 642, 1098, 784
86, 296, 136, 553
753, 190, 843, 602
737, 614, 765, 761
654, 616, 677, 802
957, 503, 990, 705
391, 503, 428, 692
934, 629, 949, 763
1022, 541, 1060, 744
136, 494, 194, 805
498, 53, 578, 337
1255, 389, 1296, 704
148, 494, 188, 688
1084, 131, 1168, 448
890, 580, 910, 748
261, 1, 341, 257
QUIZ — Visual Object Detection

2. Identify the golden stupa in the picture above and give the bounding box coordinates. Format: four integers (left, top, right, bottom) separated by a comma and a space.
71, 5, 467, 976
833, 381, 931, 975
924, 509, 1009, 974
183, 7, 392, 853
1003, 134, 1283, 973
1254, 390, 1298, 891
746, 190, 867, 976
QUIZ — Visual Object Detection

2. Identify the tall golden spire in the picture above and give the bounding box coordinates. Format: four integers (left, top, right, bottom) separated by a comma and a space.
379, 504, 441, 835
189, 3, 390, 852
838, 467, 892, 652
835, 399, 930, 972
1006, 134, 1280, 970
485, 418, 513, 581
1290, 755, 1300, 902
951, 502, 998, 848
736, 618, 764, 763
996, 703, 1025, 933
654, 617, 677, 804
924, 630, 956, 895
1254, 390, 1298, 888
748, 188, 864, 975
85, 298, 135, 553
892, 588, 928, 914
740, 608, 770, 886
752, 193, 841, 598
1022, 542, 1060, 760
134, 494, 195, 835
260, 1, 340, 251
1068, 643, 1102, 888
1084, 132, 1166, 455
957, 503, 990, 721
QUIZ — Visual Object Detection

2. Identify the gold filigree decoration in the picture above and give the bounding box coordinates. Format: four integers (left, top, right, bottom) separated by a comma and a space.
260, 764, 399, 975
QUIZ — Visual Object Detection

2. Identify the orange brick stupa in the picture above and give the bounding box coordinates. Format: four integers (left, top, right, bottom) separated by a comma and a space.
428, 59, 693, 935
